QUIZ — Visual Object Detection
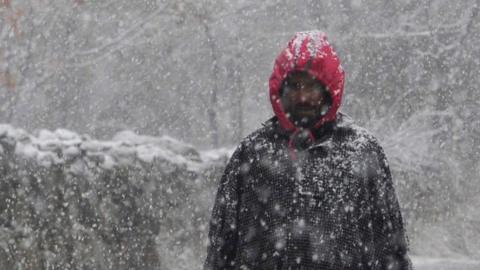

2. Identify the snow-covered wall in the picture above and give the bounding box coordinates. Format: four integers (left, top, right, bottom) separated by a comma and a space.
0, 125, 231, 269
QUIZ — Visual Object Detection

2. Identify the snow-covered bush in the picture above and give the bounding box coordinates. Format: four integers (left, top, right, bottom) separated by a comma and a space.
361, 106, 480, 259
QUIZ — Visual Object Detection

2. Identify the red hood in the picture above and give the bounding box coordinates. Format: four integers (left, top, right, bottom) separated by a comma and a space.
269, 31, 345, 132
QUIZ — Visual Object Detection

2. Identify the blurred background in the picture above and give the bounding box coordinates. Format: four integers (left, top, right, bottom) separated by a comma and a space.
1, 0, 480, 269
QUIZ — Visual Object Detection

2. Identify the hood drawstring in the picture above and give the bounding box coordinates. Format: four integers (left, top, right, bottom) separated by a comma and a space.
287, 128, 315, 161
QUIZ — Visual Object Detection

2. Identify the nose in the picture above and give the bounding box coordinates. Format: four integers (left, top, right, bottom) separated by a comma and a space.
298, 87, 316, 104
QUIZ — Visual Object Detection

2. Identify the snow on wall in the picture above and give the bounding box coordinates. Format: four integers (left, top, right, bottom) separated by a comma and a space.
0, 124, 231, 270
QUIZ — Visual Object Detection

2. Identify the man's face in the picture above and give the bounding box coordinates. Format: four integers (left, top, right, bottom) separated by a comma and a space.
280, 71, 331, 128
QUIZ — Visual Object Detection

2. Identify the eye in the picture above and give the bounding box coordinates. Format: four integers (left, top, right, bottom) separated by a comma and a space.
294, 83, 304, 90
283, 82, 300, 93
312, 84, 325, 93
286, 82, 298, 89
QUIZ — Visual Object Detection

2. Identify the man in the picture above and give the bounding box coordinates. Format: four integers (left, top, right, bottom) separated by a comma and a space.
204, 31, 413, 270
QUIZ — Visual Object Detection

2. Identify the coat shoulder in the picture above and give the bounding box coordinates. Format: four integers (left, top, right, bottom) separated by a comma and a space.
335, 111, 384, 153
237, 117, 280, 150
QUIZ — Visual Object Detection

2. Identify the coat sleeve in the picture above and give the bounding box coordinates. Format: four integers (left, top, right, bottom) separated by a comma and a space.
368, 143, 413, 270
204, 144, 244, 270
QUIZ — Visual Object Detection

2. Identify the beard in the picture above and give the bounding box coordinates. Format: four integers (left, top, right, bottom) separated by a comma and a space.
288, 103, 330, 128
289, 113, 320, 128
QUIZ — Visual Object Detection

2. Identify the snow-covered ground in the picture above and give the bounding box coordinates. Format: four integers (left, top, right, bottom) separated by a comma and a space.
412, 256, 480, 270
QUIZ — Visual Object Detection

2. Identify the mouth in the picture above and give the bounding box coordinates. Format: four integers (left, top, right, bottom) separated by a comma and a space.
294, 108, 317, 116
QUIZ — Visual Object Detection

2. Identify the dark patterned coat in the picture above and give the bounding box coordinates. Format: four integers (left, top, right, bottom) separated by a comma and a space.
204, 113, 413, 270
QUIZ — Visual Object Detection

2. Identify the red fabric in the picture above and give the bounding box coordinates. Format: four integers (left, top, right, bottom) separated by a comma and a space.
287, 129, 315, 161
269, 31, 345, 133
